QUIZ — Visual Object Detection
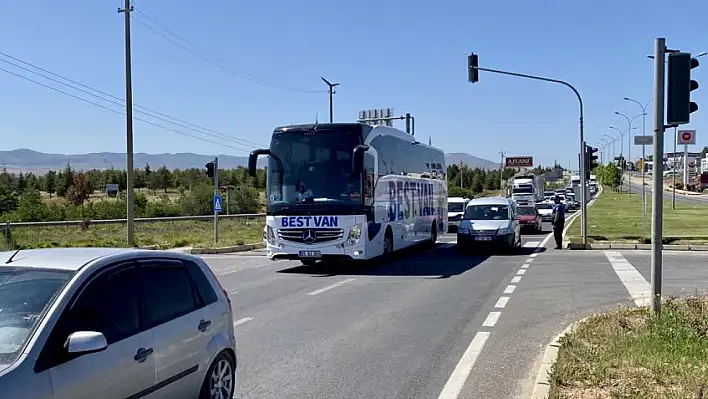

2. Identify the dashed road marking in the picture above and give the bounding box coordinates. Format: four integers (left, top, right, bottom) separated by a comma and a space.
516, 269, 527, 275
437, 332, 491, 399
482, 311, 501, 327
233, 317, 253, 327
521, 263, 530, 269
529, 253, 538, 258
503, 285, 516, 294
510, 276, 522, 284
494, 296, 510, 308
523, 240, 541, 248
307, 278, 356, 296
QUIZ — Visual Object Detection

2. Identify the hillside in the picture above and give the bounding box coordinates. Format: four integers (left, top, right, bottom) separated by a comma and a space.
0, 149, 498, 173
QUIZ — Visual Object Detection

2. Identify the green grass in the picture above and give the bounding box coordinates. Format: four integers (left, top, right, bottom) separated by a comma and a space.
6, 217, 264, 249
549, 297, 708, 399
566, 188, 708, 244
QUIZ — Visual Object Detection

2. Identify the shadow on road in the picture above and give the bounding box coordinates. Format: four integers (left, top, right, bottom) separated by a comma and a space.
276, 243, 489, 279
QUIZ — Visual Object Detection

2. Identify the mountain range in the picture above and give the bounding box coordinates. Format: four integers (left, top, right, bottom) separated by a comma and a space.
0, 149, 500, 174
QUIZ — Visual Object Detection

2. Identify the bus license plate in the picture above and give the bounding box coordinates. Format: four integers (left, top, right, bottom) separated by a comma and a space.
299, 250, 322, 258
475, 236, 492, 241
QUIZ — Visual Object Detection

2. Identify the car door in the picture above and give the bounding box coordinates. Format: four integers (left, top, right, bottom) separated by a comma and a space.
136, 259, 213, 398
34, 263, 156, 399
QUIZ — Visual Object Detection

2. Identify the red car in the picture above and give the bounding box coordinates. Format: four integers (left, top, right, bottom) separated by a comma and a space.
517, 206, 542, 233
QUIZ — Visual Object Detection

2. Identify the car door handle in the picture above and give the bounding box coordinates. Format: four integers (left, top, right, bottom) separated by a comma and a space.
134, 347, 153, 363
198, 319, 211, 332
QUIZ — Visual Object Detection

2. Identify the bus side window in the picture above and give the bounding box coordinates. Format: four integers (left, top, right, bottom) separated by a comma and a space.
364, 153, 375, 204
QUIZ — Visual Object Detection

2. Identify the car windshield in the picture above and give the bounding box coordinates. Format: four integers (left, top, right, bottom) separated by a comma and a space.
267, 127, 363, 214
536, 203, 552, 210
464, 205, 510, 221
448, 202, 465, 213
517, 206, 536, 216
512, 187, 533, 194
0, 267, 73, 364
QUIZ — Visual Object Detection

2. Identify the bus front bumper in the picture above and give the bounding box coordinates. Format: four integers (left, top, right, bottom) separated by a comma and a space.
266, 239, 368, 262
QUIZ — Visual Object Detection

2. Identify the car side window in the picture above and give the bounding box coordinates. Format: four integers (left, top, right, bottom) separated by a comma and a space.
138, 261, 200, 328
182, 259, 218, 305
34, 264, 141, 372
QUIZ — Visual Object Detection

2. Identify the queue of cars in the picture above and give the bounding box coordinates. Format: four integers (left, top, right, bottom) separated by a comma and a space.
0, 248, 237, 399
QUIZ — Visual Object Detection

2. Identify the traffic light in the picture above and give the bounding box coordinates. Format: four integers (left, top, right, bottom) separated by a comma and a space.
205, 161, 215, 178
587, 146, 599, 170
467, 53, 479, 83
667, 52, 699, 125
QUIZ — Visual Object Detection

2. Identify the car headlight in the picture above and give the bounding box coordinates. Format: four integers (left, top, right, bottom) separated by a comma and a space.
497, 228, 513, 235
349, 225, 361, 240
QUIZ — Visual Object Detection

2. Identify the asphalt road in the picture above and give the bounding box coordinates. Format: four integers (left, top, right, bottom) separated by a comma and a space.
625, 175, 708, 204
194, 216, 632, 399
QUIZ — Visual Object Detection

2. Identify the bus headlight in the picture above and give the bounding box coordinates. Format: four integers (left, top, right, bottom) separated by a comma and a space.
266, 226, 276, 244
348, 225, 362, 242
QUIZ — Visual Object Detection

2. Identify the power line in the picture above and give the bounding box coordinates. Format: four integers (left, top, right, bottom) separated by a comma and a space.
0, 65, 253, 153
0, 51, 264, 148
133, 8, 326, 94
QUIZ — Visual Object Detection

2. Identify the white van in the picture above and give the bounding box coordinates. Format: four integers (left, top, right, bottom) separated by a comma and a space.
447, 197, 470, 232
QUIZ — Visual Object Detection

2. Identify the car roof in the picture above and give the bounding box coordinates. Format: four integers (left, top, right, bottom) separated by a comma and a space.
0, 248, 188, 272
466, 196, 511, 206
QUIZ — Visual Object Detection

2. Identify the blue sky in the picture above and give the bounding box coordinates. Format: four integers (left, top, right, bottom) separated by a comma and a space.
1, 0, 707, 168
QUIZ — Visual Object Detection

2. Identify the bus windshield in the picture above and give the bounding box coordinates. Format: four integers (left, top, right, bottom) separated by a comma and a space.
267, 127, 363, 215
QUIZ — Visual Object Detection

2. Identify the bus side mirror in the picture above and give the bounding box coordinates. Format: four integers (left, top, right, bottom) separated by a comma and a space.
248, 149, 270, 177
351, 145, 369, 175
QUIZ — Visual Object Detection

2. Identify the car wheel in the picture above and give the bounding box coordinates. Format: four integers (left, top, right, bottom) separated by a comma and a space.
199, 351, 236, 399
383, 230, 393, 258
430, 222, 438, 246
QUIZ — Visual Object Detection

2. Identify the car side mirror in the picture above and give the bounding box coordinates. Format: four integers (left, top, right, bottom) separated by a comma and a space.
65, 331, 108, 354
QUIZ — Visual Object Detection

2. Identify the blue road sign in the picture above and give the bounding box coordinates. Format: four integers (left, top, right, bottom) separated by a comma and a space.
213, 194, 223, 212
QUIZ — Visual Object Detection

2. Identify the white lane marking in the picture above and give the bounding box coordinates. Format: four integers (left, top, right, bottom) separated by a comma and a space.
604, 251, 651, 307
523, 240, 541, 248
517, 269, 527, 275
228, 290, 238, 296
510, 276, 522, 284
521, 263, 530, 269
503, 285, 516, 294
307, 278, 356, 296
539, 232, 553, 249
494, 296, 510, 308
482, 311, 501, 327
529, 253, 538, 258
526, 258, 534, 263
217, 262, 274, 275
233, 317, 253, 327
437, 332, 491, 399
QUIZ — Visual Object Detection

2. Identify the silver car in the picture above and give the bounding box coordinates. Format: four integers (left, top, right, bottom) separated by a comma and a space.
456, 196, 522, 252
0, 248, 236, 399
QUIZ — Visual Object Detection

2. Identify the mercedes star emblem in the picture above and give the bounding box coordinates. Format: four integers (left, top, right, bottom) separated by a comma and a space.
302, 229, 317, 244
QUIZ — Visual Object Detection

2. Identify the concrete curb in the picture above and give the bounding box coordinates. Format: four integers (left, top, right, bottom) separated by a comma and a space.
189, 242, 265, 255
530, 316, 592, 399
564, 242, 708, 251
137, 242, 265, 254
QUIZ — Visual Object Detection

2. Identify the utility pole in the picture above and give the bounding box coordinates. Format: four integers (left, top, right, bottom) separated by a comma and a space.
213, 157, 219, 244
460, 162, 464, 188
672, 126, 677, 209
499, 151, 505, 191
321, 77, 339, 123
118, 0, 135, 246
651, 38, 666, 317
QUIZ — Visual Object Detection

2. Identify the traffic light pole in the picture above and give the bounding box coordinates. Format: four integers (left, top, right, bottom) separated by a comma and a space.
469, 65, 587, 245
213, 157, 219, 244
651, 38, 667, 317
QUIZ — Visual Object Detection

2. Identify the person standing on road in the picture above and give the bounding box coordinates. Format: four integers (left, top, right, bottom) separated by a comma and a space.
551, 195, 566, 249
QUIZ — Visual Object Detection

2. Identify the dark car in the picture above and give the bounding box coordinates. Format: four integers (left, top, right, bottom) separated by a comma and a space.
517, 206, 542, 233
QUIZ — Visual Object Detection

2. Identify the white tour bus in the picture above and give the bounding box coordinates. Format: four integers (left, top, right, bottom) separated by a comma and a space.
248, 122, 448, 266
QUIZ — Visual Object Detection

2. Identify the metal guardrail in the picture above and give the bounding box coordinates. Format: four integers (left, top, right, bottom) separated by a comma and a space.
3, 213, 267, 228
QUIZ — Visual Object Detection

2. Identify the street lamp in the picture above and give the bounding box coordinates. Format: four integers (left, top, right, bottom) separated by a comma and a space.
604, 134, 618, 160
614, 111, 644, 193
624, 97, 652, 233
321, 77, 340, 123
